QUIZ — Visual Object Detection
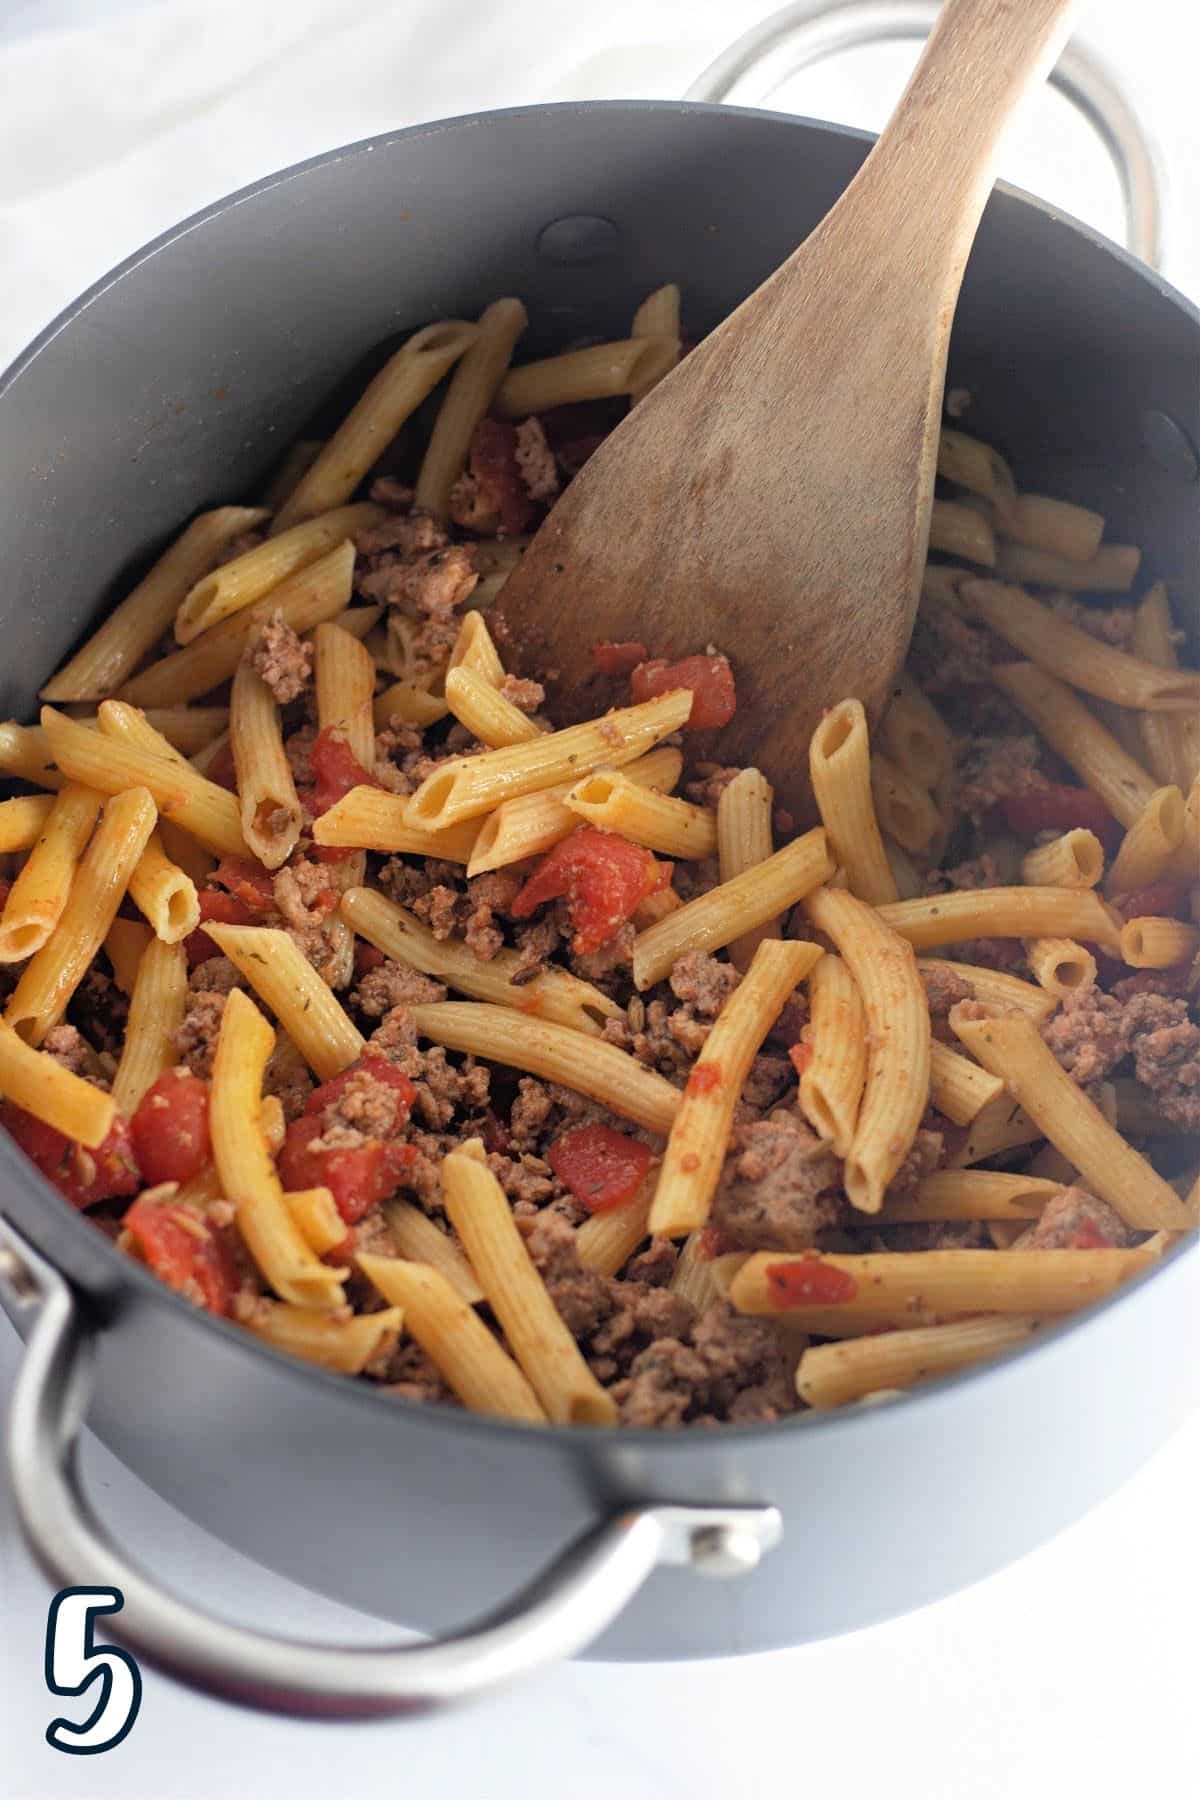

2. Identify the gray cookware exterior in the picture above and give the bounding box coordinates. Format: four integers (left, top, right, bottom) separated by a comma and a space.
0, 103, 1197, 1681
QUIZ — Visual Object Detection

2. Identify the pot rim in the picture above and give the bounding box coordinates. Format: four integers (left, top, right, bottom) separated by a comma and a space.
1, 97, 1195, 1453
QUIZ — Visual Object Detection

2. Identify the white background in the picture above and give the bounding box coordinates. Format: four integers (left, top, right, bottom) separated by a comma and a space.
1, 1, 1198, 1795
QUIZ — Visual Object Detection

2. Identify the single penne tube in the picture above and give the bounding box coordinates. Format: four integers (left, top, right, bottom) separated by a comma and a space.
211, 990, 346, 1307
339, 888, 619, 1036
405, 690, 693, 828
0, 1018, 116, 1147
1088, 694, 1149, 765
808, 700, 896, 905
0, 785, 101, 962
1025, 937, 1098, 999
40, 507, 270, 702
565, 768, 716, 859
202, 924, 364, 1080
928, 1038, 1005, 1125
573, 1177, 656, 1279
876, 885, 1123, 954
465, 746, 683, 878
879, 672, 953, 789
134, 707, 231, 757
174, 504, 382, 643
372, 679, 450, 730
311, 788, 481, 862
415, 299, 528, 515
357, 1254, 546, 1424
1002, 493, 1104, 562
313, 622, 377, 772
668, 1233, 750, 1313
95, 698, 194, 771
42, 706, 247, 859
1020, 829, 1104, 889
992, 663, 1158, 826
6, 787, 156, 1046
948, 1003, 1192, 1229
441, 1143, 616, 1425
157, 819, 215, 889
259, 439, 323, 513
918, 958, 1056, 1023
649, 940, 821, 1237
110, 938, 188, 1115
443, 665, 541, 748
104, 918, 153, 996
0, 722, 65, 791
882, 834, 924, 900
283, 1188, 347, 1257
730, 1242, 1162, 1322
1104, 786, 1186, 895
798, 953, 866, 1158
716, 768, 779, 971
993, 539, 1141, 593
118, 541, 357, 709
409, 1001, 679, 1135
963, 579, 1200, 711
630, 283, 682, 399
870, 752, 942, 853
877, 1169, 1064, 1223
937, 429, 1017, 523
0, 794, 55, 854
380, 1198, 484, 1303
1119, 916, 1200, 970
1166, 773, 1200, 882
230, 662, 303, 871
246, 1302, 403, 1375
447, 610, 506, 687
633, 828, 832, 991
805, 886, 930, 1213
920, 563, 973, 611
1131, 583, 1193, 788
950, 1095, 1043, 1167
494, 337, 679, 419
928, 498, 995, 566
127, 829, 199, 944
273, 321, 479, 530
796, 1316, 1040, 1409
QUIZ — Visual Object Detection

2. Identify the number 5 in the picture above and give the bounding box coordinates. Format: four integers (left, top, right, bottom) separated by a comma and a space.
45, 1587, 142, 1754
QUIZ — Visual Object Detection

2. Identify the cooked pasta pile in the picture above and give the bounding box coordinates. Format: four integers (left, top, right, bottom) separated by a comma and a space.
0, 284, 1197, 1427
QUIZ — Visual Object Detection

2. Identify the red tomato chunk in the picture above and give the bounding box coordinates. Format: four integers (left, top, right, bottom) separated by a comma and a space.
130, 1070, 211, 1186
766, 1256, 858, 1306
1, 1103, 139, 1210
210, 856, 278, 916
277, 1119, 416, 1225
630, 653, 736, 730
186, 885, 260, 968
512, 827, 671, 954
592, 641, 648, 677
547, 1124, 652, 1214
464, 419, 535, 538
1002, 785, 1117, 842
123, 1196, 238, 1316
310, 727, 379, 818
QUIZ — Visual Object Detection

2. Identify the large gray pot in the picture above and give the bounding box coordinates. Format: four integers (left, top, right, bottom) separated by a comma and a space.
0, 101, 1196, 1717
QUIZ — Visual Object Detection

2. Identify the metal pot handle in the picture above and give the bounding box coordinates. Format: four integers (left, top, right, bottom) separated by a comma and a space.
0, 1217, 780, 1718
685, 0, 1165, 270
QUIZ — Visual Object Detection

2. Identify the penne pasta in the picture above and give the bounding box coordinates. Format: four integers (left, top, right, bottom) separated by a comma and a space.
127, 829, 199, 943
797, 953, 867, 1158
405, 690, 693, 829
465, 746, 683, 878
716, 768, 779, 971
415, 299, 528, 516
339, 888, 619, 1036
879, 672, 954, 789
175, 504, 382, 643
443, 665, 541, 748
630, 283, 682, 400
408, 1002, 680, 1135
877, 1169, 1064, 1223
632, 828, 832, 991
0, 794, 55, 855
1118, 916, 1200, 970
494, 337, 679, 419
1020, 828, 1104, 890
993, 539, 1141, 593
0, 1017, 116, 1148
283, 1186, 348, 1257
950, 1095, 1043, 1167
6, 788, 156, 1047
357, 1254, 546, 1423
110, 939, 188, 1115
565, 767, 717, 859
669, 1233, 750, 1313
441, 1143, 616, 1425
0, 784, 101, 963
273, 321, 479, 529
937, 429, 1017, 523
1025, 937, 1097, 999
157, 818, 216, 889
104, 918, 153, 997
1104, 786, 1186, 895
649, 940, 821, 1237
870, 752, 942, 853
41, 507, 270, 702
246, 1302, 404, 1375
928, 498, 996, 566
0, 722, 65, 791
993, 662, 1159, 826
447, 610, 506, 687
928, 1038, 1006, 1124
876, 885, 1122, 953
311, 787, 481, 862
796, 1316, 1040, 1409
1131, 583, 1194, 789
804, 886, 930, 1213
380, 1197, 484, 1303
808, 699, 897, 905
573, 1177, 656, 1279
313, 621, 377, 772
260, 440, 323, 513
201, 924, 364, 1081
230, 661, 303, 870
1002, 493, 1104, 562
373, 678, 450, 730
949, 1003, 1192, 1229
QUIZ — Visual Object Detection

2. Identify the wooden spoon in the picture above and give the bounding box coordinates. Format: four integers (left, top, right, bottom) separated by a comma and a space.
499, 0, 1079, 815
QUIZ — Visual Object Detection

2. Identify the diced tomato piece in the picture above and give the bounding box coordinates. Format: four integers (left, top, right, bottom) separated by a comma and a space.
630, 653, 736, 730
1110, 880, 1186, 922
592, 641, 648, 677
205, 740, 238, 792
547, 1123, 653, 1214
122, 1196, 238, 1316
304, 1058, 416, 1129
766, 1256, 858, 1307
310, 727, 379, 819
210, 857, 277, 916
277, 1116, 417, 1225
465, 419, 535, 536
1, 1102, 140, 1210
353, 941, 387, 981
130, 1070, 211, 1186
686, 1061, 722, 1097
185, 885, 259, 968
788, 1041, 814, 1077
1002, 785, 1118, 842
511, 826, 672, 954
